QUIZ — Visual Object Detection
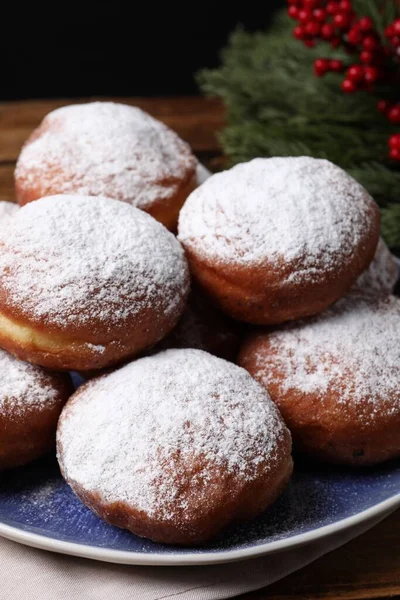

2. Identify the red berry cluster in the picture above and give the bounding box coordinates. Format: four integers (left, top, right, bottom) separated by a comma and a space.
385, 18, 400, 49
389, 133, 400, 160
378, 100, 400, 123
314, 57, 344, 76
288, 0, 400, 161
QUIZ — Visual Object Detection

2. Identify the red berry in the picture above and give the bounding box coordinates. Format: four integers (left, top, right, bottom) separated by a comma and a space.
329, 59, 344, 72
389, 147, 400, 161
313, 8, 326, 22
305, 21, 321, 36
304, 39, 316, 47
347, 26, 362, 45
303, 0, 319, 8
391, 36, 400, 47
362, 35, 378, 51
341, 78, 357, 92
388, 105, 400, 124
358, 16, 374, 32
385, 25, 395, 38
364, 66, 379, 83
377, 99, 390, 114
339, 0, 352, 11
334, 12, 351, 29
393, 19, 400, 35
321, 23, 335, 39
389, 133, 400, 149
326, 2, 340, 15
314, 58, 329, 76
298, 9, 313, 23
360, 50, 374, 63
347, 64, 364, 82
293, 25, 306, 40
331, 36, 342, 48
288, 6, 299, 18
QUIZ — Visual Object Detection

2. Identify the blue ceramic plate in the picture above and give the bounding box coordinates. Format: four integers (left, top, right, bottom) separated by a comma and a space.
0, 456, 399, 565
0, 193, 399, 566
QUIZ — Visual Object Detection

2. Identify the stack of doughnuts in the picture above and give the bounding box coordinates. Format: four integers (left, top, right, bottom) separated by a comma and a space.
1, 101, 398, 546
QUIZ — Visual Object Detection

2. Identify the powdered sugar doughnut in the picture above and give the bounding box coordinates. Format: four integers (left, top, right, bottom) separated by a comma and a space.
0, 348, 71, 470
15, 102, 197, 230
57, 349, 293, 545
0, 195, 189, 371
352, 238, 398, 295
239, 295, 400, 466
0, 201, 18, 222
178, 157, 380, 325
154, 291, 241, 361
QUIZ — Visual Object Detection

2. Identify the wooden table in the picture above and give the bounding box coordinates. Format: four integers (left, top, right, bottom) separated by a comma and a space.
0, 97, 398, 600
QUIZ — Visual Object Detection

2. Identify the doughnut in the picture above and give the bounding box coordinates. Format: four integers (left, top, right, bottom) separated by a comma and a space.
178, 157, 380, 325
0, 201, 18, 222
0, 348, 71, 470
352, 237, 398, 295
238, 294, 400, 466
15, 102, 197, 230
57, 349, 293, 545
154, 290, 241, 361
0, 195, 189, 371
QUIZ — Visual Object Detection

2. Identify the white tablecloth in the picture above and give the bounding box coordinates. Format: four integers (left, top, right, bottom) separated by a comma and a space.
0, 510, 394, 600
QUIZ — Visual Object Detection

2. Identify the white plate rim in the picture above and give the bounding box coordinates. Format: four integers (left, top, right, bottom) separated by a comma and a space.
0, 492, 398, 566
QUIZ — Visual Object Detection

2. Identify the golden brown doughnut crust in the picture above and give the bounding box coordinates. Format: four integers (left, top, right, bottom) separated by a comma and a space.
178, 157, 381, 325
182, 238, 379, 325
15, 102, 197, 231
238, 296, 400, 466
57, 349, 293, 545
0, 297, 191, 372
0, 354, 72, 470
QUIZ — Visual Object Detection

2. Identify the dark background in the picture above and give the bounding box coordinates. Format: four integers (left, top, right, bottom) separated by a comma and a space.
1, 2, 284, 100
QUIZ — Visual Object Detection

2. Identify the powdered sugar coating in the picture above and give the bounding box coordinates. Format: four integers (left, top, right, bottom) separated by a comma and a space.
57, 349, 288, 520
178, 157, 378, 284
0, 195, 189, 332
0, 201, 18, 222
0, 348, 59, 416
15, 102, 196, 210
252, 295, 400, 417
353, 238, 398, 295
